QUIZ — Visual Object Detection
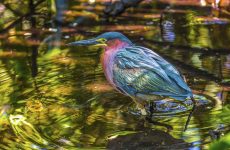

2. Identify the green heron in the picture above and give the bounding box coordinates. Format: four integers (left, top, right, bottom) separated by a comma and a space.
68, 32, 195, 115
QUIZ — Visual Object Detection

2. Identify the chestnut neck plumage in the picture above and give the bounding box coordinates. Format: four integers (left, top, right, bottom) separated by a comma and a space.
101, 39, 130, 88
104, 39, 129, 51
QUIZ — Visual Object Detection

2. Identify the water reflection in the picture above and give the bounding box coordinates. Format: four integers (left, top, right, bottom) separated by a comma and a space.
161, 20, 176, 42
0, 0, 229, 149
107, 129, 190, 149
9, 114, 49, 147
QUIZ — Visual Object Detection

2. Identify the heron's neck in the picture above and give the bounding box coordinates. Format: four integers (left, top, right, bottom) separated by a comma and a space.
104, 39, 130, 51
101, 39, 129, 88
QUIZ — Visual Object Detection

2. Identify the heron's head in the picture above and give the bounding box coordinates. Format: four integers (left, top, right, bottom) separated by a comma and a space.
68, 32, 133, 48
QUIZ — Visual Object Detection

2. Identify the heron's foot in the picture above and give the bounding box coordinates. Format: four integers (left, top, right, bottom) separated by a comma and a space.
132, 98, 148, 116
139, 102, 156, 116
137, 102, 156, 116
135, 103, 149, 116
149, 102, 156, 116
136, 104, 148, 115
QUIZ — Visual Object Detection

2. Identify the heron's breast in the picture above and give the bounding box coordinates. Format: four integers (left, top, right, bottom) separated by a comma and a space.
101, 39, 130, 88
101, 50, 117, 87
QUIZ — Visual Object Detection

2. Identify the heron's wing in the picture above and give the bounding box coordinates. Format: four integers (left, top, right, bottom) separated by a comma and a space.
134, 46, 191, 92
113, 46, 192, 100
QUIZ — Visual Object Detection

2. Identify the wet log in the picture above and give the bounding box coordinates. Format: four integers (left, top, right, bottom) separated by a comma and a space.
107, 129, 190, 149
104, 0, 143, 17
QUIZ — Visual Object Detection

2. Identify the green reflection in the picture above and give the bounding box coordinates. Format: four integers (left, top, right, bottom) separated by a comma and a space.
9, 114, 48, 146
209, 133, 230, 150
0, 0, 229, 149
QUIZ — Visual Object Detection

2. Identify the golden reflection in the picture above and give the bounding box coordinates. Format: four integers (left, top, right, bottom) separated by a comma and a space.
159, 0, 202, 6
52, 56, 78, 65
74, 57, 96, 65
108, 131, 137, 140
42, 48, 62, 59
0, 0, 229, 149
204, 81, 223, 107
8, 36, 24, 45
122, 13, 161, 19
0, 105, 10, 117
197, 27, 212, 48
71, 5, 104, 11
0, 51, 27, 58
190, 53, 202, 69
85, 82, 114, 93
0, 105, 10, 131
26, 100, 43, 112
65, 10, 99, 20
26, 39, 42, 46
89, 0, 96, 4
38, 85, 75, 99
200, 0, 207, 6
52, 85, 74, 96
100, 25, 153, 32
105, 110, 126, 125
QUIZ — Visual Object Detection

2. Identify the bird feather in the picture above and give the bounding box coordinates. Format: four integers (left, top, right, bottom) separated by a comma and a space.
113, 46, 192, 101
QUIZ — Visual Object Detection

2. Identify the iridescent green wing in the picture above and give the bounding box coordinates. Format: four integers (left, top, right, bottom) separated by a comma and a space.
135, 46, 192, 92
113, 46, 192, 100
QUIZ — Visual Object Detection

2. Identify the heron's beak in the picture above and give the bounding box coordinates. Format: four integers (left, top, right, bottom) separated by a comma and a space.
67, 38, 107, 47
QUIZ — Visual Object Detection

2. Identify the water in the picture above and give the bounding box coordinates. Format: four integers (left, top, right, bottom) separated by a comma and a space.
0, 0, 230, 149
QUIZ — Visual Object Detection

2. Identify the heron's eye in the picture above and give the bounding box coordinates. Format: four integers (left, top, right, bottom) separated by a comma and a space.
97, 38, 107, 43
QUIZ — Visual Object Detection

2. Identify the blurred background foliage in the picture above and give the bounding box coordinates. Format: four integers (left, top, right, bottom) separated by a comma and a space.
0, 0, 229, 149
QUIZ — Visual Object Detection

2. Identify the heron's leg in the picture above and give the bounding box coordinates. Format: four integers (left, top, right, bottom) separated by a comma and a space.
184, 96, 197, 131
184, 103, 196, 131
132, 98, 148, 115
191, 96, 197, 106
149, 102, 156, 117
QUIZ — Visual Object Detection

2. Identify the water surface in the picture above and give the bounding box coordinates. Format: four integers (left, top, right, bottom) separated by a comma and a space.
0, 0, 230, 149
